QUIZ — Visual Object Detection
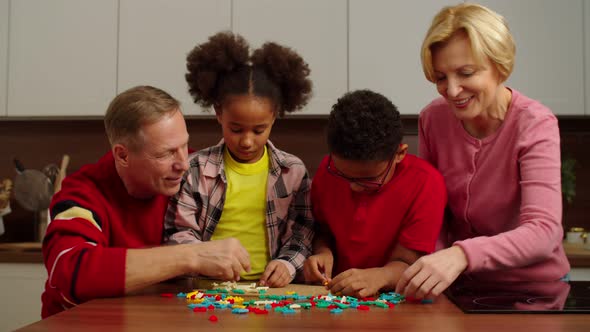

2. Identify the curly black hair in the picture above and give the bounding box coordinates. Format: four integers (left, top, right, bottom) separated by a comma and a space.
327, 90, 403, 161
185, 31, 312, 117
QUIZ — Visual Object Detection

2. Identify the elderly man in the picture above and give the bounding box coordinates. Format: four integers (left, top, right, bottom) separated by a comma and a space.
42, 86, 250, 318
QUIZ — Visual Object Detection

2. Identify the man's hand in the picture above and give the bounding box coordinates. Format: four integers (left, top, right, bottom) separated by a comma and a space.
328, 268, 388, 298
189, 238, 251, 281
395, 245, 467, 299
259, 260, 291, 288
303, 251, 334, 284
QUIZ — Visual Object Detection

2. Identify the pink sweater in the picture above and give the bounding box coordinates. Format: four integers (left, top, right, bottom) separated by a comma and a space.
419, 89, 570, 282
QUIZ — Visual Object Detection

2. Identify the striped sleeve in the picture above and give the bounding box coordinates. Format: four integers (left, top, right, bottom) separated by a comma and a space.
43, 201, 126, 314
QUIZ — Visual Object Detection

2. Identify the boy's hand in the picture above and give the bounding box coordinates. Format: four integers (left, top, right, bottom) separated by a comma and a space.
303, 251, 333, 284
189, 238, 251, 281
259, 260, 291, 288
328, 268, 386, 298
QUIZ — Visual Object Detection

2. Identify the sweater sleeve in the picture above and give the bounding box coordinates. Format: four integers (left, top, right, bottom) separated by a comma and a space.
43, 194, 126, 312
456, 114, 564, 272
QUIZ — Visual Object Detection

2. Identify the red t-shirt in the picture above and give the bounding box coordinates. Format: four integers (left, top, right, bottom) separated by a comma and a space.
311, 154, 447, 275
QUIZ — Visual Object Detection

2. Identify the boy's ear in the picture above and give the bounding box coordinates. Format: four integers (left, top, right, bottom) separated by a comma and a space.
394, 143, 408, 164
113, 144, 130, 167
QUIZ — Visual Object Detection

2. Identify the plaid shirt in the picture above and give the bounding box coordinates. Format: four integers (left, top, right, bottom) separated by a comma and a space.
164, 140, 314, 278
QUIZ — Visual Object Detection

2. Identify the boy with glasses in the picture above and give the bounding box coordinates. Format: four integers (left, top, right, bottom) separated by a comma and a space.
303, 90, 447, 298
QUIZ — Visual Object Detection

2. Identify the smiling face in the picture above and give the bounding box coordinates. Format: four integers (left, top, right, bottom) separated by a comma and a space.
216, 95, 276, 164
121, 109, 190, 198
432, 30, 507, 123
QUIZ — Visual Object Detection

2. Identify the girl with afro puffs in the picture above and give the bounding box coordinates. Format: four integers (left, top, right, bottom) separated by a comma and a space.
165, 32, 315, 287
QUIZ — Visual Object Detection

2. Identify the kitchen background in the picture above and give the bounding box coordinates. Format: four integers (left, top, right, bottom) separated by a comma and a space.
1, 0, 589, 242
1, 117, 588, 243
0, 1, 589, 330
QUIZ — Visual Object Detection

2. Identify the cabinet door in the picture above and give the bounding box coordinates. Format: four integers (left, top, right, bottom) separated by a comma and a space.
118, 0, 231, 116
586, 0, 590, 115
0, 0, 8, 116
8, 0, 118, 116
233, 0, 347, 116
0, 264, 46, 331
350, 0, 458, 115
477, 0, 584, 115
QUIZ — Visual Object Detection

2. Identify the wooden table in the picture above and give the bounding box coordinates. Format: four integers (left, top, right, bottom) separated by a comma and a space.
15, 279, 590, 332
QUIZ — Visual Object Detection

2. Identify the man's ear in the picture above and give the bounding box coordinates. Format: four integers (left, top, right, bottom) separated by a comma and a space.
112, 144, 130, 167
394, 143, 408, 164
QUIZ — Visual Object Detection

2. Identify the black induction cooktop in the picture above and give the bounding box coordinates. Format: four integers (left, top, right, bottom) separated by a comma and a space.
445, 278, 590, 313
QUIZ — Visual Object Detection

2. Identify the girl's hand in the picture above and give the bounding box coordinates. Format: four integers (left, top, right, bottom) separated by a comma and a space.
259, 260, 291, 288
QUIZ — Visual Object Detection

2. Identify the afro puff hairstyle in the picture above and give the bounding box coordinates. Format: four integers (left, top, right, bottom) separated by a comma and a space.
185, 31, 313, 117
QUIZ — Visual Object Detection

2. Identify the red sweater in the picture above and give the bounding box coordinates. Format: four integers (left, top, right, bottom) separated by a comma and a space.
41, 152, 168, 318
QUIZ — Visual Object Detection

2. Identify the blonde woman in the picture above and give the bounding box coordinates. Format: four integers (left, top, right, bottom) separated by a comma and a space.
396, 3, 569, 299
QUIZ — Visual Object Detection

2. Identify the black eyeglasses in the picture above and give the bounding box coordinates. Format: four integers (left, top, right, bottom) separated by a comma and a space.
326, 155, 394, 191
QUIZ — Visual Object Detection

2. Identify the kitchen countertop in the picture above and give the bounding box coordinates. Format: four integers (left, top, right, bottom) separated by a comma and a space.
0, 242, 42, 263
562, 242, 590, 267
1, 241, 590, 267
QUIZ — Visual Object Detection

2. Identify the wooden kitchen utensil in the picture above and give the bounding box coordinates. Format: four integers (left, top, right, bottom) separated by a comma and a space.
53, 154, 70, 194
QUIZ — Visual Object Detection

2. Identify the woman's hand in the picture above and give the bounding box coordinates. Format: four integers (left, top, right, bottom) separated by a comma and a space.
395, 246, 468, 299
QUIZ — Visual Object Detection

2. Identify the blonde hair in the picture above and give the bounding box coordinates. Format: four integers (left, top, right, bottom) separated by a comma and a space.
421, 3, 515, 83
104, 86, 180, 151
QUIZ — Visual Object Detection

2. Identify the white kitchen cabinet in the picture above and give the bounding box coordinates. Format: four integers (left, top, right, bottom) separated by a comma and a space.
585, 0, 590, 115
118, 0, 231, 116
7, 0, 118, 116
232, 0, 347, 116
0, 0, 7, 116
2, 1, 589, 117
477, 0, 585, 115
0, 263, 46, 331
349, 0, 458, 115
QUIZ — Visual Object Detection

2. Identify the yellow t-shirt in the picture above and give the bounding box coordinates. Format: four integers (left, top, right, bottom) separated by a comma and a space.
211, 147, 270, 280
